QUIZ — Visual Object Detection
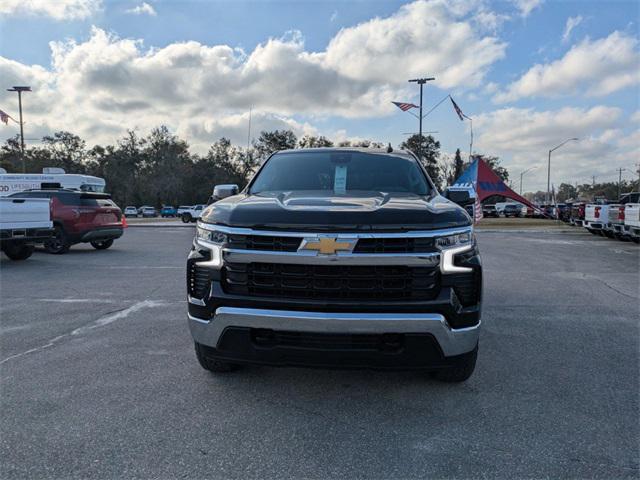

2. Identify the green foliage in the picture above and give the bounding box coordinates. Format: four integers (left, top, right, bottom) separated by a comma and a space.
399, 134, 441, 188
253, 130, 298, 160
453, 148, 465, 182
298, 135, 334, 149
556, 183, 578, 202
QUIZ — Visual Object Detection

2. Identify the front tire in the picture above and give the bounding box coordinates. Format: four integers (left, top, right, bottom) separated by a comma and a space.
2, 243, 34, 260
432, 345, 478, 383
90, 239, 114, 250
44, 225, 71, 254
182, 213, 192, 223
194, 342, 241, 373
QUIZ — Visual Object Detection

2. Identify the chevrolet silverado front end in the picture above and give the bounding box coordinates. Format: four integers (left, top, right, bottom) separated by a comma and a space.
187, 148, 482, 382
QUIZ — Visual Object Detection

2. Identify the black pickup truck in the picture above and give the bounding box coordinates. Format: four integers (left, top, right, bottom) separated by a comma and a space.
187, 148, 482, 382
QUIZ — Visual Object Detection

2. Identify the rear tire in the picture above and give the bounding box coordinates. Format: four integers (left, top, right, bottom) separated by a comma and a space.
2, 243, 34, 260
194, 342, 241, 373
44, 225, 71, 254
603, 230, 615, 239
182, 213, 192, 223
90, 239, 114, 250
432, 345, 478, 383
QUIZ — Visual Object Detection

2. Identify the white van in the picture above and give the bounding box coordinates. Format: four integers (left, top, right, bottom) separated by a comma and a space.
0, 168, 106, 196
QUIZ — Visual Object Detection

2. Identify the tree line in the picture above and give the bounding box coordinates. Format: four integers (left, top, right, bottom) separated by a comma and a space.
526, 180, 639, 204
0, 126, 508, 207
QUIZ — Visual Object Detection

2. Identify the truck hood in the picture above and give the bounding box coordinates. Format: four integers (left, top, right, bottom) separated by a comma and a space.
200, 191, 471, 231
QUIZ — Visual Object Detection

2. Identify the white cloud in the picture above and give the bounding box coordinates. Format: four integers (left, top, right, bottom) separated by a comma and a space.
0, 1, 507, 152
473, 9, 510, 34
631, 110, 640, 123
511, 0, 543, 18
473, 105, 637, 190
562, 15, 583, 43
0, 0, 101, 20
125, 2, 156, 16
495, 31, 640, 103
322, 1, 506, 89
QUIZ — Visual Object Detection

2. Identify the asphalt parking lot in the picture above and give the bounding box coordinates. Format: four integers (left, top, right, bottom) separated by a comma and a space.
1, 227, 638, 479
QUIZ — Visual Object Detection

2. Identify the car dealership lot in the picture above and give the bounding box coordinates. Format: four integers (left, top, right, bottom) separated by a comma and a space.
1, 227, 638, 479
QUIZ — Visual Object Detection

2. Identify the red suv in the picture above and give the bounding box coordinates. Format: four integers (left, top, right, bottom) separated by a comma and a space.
9, 189, 124, 254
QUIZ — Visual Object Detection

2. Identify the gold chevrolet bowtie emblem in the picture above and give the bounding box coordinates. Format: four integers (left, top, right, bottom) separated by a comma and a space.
301, 237, 354, 255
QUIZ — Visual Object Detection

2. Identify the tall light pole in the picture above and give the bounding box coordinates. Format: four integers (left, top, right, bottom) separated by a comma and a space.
7, 86, 31, 173
408, 77, 435, 159
547, 137, 578, 204
617, 167, 628, 200
519, 166, 537, 195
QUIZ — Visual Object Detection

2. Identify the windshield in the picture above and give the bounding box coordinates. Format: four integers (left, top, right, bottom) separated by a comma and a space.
80, 183, 105, 193
250, 151, 430, 195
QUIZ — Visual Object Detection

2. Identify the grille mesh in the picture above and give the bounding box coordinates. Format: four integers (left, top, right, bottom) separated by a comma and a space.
227, 234, 301, 252
354, 237, 436, 253
223, 262, 439, 301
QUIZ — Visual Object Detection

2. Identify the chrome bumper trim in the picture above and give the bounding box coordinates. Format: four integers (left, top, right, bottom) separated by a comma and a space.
188, 307, 480, 357
223, 249, 440, 266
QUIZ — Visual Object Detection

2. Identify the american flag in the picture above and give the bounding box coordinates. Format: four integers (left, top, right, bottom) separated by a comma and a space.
392, 101, 419, 112
474, 199, 483, 223
450, 96, 470, 121
0, 109, 10, 125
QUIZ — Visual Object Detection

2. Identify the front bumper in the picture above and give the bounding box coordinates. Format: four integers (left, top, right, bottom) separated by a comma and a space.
187, 225, 482, 368
0, 227, 54, 244
584, 221, 605, 230
189, 307, 480, 359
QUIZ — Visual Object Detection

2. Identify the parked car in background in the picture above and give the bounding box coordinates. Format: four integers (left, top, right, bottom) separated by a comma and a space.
0, 168, 105, 196
0, 197, 54, 260
482, 204, 499, 218
608, 205, 627, 240
9, 189, 124, 254
160, 205, 177, 217
584, 203, 611, 235
623, 203, 640, 243
610, 193, 640, 241
557, 204, 571, 222
141, 206, 158, 218
569, 202, 586, 226
177, 206, 193, 216
124, 206, 138, 218
503, 203, 522, 218
181, 204, 205, 223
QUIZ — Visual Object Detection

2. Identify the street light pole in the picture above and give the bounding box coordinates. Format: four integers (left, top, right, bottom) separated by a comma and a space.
618, 167, 628, 200
408, 77, 435, 159
519, 166, 537, 195
546, 137, 578, 204
7, 86, 32, 173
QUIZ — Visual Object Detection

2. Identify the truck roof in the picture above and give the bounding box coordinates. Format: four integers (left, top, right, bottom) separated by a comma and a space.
275, 147, 415, 158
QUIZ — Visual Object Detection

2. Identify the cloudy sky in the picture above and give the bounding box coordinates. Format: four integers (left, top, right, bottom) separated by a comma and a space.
0, 0, 638, 191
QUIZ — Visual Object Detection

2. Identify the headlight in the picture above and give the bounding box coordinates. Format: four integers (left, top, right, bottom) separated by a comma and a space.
196, 225, 227, 245
194, 225, 226, 268
435, 231, 473, 249
437, 230, 474, 274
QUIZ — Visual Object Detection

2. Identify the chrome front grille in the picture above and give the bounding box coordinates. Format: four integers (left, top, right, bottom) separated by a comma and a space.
223, 262, 439, 301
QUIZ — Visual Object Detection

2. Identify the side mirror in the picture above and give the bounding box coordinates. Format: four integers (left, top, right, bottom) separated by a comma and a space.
213, 184, 239, 200
445, 189, 471, 205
